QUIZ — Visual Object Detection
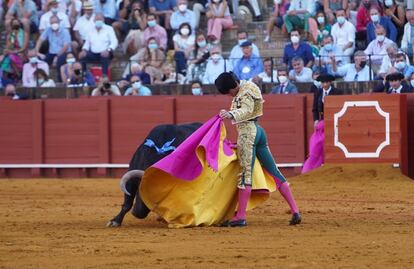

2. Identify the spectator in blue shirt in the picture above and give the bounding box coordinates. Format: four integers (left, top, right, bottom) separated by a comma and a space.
149, 0, 176, 29
366, 6, 397, 43
94, 0, 117, 25
35, 15, 71, 82
170, 0, 196, 32
233, 41, 264, 81
124, 75, 152, 96
283, 29, 314, 70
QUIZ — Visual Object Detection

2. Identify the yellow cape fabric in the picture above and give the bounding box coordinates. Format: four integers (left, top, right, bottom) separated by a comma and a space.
140, 122, 276, 228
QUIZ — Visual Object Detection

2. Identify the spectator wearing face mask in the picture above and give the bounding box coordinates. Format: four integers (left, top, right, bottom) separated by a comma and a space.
283, 29, 314, 70
229, 31, 260, 68
143, 13, 168, 51
5, 0, 38, 34
331, 8, 356, 64
39, 0, 70, 32
186, 32, 213, 82
270, 68, 298, 94
190, 80, 204, 95
79, 13, 118, 77
129, 37, 166, 83
317, 35, 343, 76
323, 0, 348, 25
73, 1, 95, 51
35, 15, 72, 82
389, 52, 414, 79
173, 22, 195, 75
22, 50, 50, 87
0, 18, 28, 83
366, 6, 397, 43
149, 0, 176, 30
170, 0, 196, 32
364, 25, 395, 72
314, 11, 332, 46
332, 50, 374, 81
60, 53, 76, 83
68, 62, 96, 87
124, 76, 152, 96
203, 47, 232, 84
378, 43, 410, 79
409, 72, 414, 90
33, 68, 56, 87
356, 0, 382, 40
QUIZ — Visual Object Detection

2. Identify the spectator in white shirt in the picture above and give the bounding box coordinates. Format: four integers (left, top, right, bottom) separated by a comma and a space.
332, 50, 374, 81
202, 47, 232, 84
378, 43, 410, 79
73, 1, 95, 51
289, 56, 313, 82
331, 8, 356, 64
252, 57, 278, 84
364, 25, 395, 72
79, 13, 118, 76
39, 0, 70, 32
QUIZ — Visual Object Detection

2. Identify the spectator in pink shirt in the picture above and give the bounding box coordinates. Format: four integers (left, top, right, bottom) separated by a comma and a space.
22, 50, 50, 87
143, 13, 168, 51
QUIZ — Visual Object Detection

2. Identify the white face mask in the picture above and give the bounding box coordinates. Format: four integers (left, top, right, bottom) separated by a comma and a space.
371, 14, 380, 23
385, 0, 393, 6
178, 4, 187, 12
411, 80, 414, 88
278, 75, 288, 84
274, 0, 282, 4
132, 81, 142, 89
238, 39, 247, 46
313, 80, 321, 88
337, 16, 346, 24
51, 23, 59, 31
317, 17, 325, 24
212, 0, 220, 3
191, 87, 202, 95
376, 34, 385, 42
211, 54, 221, 62
290, 36, 300, 44
180, 28, 190, 36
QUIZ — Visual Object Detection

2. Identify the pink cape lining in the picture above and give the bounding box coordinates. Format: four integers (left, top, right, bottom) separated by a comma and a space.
151, 115, 233, 181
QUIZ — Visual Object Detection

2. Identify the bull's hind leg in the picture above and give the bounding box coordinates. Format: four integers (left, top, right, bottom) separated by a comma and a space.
107, 179, 139, 227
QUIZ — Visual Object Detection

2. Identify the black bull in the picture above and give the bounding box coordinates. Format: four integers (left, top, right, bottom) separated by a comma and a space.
107, 122, 202, 227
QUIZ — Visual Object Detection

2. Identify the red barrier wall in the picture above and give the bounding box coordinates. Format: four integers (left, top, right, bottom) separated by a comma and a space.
0, 95, 308, 178
324, 94, 410, 177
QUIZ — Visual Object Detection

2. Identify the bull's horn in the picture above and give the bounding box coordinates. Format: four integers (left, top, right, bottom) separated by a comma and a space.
119, 169, 145, 196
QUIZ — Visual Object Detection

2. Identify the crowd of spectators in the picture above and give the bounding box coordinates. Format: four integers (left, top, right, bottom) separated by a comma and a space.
1, 0, 414, 98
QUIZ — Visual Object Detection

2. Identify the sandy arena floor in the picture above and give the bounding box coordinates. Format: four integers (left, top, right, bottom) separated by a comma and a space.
1, 164, 414, 269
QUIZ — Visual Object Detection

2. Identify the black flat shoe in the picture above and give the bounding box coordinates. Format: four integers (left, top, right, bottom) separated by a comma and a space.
289, 212, 302, 225
220, 219, 247, 227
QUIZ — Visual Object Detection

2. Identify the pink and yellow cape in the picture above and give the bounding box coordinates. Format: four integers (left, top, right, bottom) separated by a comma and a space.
140, 116, 276, 228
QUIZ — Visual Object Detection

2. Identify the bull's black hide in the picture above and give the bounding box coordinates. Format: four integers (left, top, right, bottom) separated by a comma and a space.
108, 122, 202, 227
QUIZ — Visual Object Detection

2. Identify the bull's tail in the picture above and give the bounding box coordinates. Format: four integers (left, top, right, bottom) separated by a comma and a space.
120, 169, 144, 196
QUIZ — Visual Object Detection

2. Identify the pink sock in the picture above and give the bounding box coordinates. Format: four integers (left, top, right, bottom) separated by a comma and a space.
279, 182, 299, 214
233, 186, 252, 220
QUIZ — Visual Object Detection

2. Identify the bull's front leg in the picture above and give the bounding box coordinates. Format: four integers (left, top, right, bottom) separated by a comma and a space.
107, 170, 144, 227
